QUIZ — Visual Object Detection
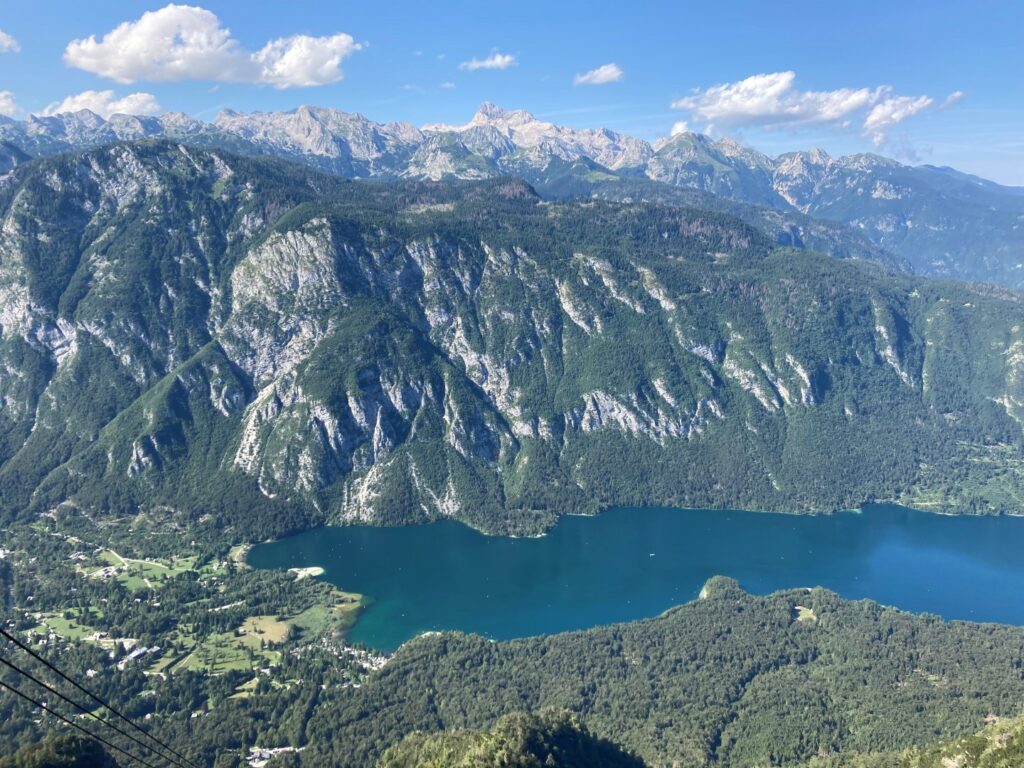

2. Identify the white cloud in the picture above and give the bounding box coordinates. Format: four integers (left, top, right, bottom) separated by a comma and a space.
671, 70, 957, 144
573, 62, 623, 86
863, 95, 934, 145
64, 4, 361, 89
0, 91, 18, 117
670, 120, 689, 136
65, 5, 255, 83
0, 29, 19, 53
39, 90, 162, 119
439, 81, 456, 89
459, 51, 516, 71
942, 90, 965, 108
671, 71, 880, 128
254, 34, 361, 88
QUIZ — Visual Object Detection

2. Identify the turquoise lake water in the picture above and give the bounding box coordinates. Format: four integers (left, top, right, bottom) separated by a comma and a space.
247, 504, 1024, 651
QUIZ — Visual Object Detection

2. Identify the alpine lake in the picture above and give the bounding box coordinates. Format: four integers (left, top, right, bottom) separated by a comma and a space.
247, 504, 1024, 651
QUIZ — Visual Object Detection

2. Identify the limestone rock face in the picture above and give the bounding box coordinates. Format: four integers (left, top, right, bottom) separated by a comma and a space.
1, 142, 1023, 537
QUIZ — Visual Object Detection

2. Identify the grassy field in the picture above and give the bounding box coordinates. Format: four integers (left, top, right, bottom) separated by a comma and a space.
140, 589, 363, 679
87, 549, 199, 591
228, 676, 261, 700
239, 615, 291, 646
175, 590, 365, 681
794, 605, 818, 623
31, 611, 98, 642
290, 590, 364, 635
175, 632, 281, 674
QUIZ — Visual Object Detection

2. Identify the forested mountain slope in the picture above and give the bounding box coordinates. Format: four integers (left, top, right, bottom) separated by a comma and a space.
7, 577, 1024, 767
378, 710, 645, 768
0, 736, 117, 768
197, 578, 1024, 767
805, 714, 1024, 768
2, 142, 1024, 539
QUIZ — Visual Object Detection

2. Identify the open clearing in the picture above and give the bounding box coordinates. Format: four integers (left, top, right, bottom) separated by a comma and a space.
88, 549, 198, 590
239, 615, 292, 645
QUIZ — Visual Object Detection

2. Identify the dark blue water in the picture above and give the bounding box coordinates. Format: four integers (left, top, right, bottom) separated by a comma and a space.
247, 505, 1024, 651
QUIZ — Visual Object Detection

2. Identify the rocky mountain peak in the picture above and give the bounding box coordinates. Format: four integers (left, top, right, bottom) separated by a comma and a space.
473, 101, 511, 121
432, 102, 551, 137
1, 104, 1021, 287
774, 149, 830, 180
25, 109, 105, 138
651, 130, 713, 154
807, 147, 831, 165
158, 112, 205, 134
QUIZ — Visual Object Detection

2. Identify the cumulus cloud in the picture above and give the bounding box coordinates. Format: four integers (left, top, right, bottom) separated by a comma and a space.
39, 90, 162, 118
64, 4, 361, 89
439, 81, 457, 89
459, 51, 516, 71
0, 91, 18, 117
671, 71, 955, 143
254, 34, 361, 88
573, 62, 623, 86
672, 71, 879, 128
0, 29, 19, 53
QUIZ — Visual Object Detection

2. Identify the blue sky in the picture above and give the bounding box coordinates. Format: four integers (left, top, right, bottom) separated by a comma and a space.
1, 1, 1022, 183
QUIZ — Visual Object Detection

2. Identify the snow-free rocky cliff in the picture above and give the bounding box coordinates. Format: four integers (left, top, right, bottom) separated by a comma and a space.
1, 143, 1024, 537
2, 104, 1022, 287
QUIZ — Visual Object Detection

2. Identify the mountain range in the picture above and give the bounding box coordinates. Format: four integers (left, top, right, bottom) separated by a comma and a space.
2, 142, 1024, 539
1, 103, 1022, 287
2, 106, 1024, 768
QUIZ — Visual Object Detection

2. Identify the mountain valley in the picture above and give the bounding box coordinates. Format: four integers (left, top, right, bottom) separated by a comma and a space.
0, 90, 1022, 768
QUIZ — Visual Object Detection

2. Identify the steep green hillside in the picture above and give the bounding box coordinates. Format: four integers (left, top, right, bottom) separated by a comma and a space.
805, 715, 1024, 767
0, 736, 117, 768
1, 142, 1024, 541
530, 157, 903, 268
378, 710, 644, 768
900, 716, 1024, 768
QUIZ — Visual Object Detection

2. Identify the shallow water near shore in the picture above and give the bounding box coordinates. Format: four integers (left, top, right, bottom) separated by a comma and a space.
248, 504, 1024, 651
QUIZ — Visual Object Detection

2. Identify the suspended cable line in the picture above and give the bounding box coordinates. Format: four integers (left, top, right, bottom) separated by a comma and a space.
0, 651, 192, 768
0, 628, 202, 768
0, 677, 162, 768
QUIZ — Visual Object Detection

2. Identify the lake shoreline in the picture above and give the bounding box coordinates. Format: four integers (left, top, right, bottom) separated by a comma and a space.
244, 496, 1024, 561
247, 503, 1024, 651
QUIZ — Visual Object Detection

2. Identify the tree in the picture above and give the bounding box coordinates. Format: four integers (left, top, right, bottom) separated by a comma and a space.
0, 735, 118, 768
